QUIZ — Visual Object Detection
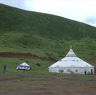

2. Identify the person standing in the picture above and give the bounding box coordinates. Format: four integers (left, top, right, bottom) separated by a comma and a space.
3, 64, 7, 73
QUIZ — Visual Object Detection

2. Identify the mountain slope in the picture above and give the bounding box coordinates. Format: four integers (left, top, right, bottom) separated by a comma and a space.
0, 4, 96, 62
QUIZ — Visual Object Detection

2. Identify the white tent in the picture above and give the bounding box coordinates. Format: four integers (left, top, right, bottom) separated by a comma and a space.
16, 62, 31, 70
48, 49, 94, 74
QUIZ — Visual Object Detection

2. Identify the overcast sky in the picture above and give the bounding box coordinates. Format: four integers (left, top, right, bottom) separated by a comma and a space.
0, 0, 96, 27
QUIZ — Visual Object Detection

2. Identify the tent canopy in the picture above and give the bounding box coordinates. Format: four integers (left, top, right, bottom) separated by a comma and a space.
16, 62, 31, 70
49, 49, 94, 68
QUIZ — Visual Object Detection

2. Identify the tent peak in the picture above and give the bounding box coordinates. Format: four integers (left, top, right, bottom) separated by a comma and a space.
66, 49, 77, 57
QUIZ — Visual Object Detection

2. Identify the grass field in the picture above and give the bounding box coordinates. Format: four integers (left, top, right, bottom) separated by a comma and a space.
0, 57, 53, 73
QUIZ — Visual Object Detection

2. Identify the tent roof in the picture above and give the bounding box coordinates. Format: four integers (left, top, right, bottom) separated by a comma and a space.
49, 49, 94, 68
19, 62, 30, 66
66, 49, 76, 57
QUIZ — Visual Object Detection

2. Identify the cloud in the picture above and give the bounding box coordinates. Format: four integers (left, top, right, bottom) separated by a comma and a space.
85, 17, 96, 24
0, 0, 27, 10
84, 13, 96, 27
85, 18, 96, 27
26, 0, 96, 22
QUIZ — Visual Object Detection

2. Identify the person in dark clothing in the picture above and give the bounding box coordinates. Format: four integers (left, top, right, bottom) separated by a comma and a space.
84, 71, 87, 75
3, 64, 7, 73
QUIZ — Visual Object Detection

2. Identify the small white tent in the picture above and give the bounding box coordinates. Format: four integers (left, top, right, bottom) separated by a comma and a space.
49, 49, 94, 74
16, 62, 31, 70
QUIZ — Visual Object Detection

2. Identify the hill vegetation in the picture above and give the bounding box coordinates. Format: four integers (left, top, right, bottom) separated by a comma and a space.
0, 4, 96, 63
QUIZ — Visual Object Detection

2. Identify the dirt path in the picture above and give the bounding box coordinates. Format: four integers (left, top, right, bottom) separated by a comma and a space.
0, 76, 96, 95
0, 52, 51, 61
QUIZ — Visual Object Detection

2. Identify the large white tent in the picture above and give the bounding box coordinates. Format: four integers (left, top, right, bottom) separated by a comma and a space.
16, 62, 31, 70
48, 49, 94, 74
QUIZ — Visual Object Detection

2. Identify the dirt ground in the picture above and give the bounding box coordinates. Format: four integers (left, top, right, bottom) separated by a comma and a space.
0, 74, 96, 95
0, 52, 50, 61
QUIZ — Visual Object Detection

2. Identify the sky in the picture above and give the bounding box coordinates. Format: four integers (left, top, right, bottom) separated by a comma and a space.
0, 0, 96, 27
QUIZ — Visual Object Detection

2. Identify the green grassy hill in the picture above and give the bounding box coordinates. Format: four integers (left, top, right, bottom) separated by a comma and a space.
0, 4, 96, 62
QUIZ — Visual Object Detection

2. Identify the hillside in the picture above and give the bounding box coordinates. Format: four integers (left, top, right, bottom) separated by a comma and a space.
0, 4, 96, 62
